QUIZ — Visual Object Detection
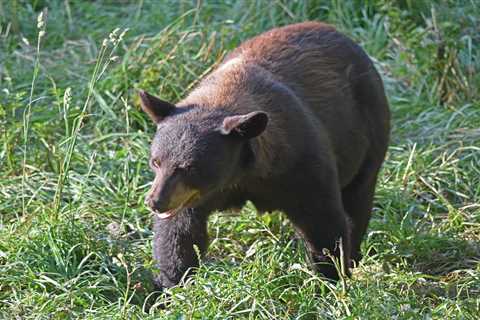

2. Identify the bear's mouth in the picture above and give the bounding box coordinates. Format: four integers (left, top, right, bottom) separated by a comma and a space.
153, 190, 201, 219
154, 209, 179, 219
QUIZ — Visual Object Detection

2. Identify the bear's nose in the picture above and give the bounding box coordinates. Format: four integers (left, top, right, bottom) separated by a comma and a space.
145, 192, 166, 211
145, 193, 160, 210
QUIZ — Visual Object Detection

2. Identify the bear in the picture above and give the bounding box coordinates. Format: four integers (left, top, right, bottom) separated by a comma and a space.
139, 21, 390, 289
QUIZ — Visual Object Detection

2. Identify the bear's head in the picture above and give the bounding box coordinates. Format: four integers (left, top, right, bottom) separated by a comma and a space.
139, 90, 268, 218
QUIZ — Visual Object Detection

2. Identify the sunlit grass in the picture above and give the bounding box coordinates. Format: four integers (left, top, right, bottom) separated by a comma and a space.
0, 1, 479, 319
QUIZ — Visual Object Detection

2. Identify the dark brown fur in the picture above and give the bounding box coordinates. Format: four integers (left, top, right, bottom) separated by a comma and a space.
140, 22, 390, 288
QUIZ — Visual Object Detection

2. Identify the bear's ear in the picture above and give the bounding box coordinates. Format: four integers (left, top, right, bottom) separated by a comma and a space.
138, 90, 175, 123
220, 111, 268, 139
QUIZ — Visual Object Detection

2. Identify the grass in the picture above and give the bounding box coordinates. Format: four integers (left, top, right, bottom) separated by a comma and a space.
0, 0, 479, 318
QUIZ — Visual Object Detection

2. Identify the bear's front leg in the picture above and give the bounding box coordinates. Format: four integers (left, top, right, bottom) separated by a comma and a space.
152, 208, 209, 289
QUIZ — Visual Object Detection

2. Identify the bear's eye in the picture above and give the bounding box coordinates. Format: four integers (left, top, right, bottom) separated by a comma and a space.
151, 159, 161, 168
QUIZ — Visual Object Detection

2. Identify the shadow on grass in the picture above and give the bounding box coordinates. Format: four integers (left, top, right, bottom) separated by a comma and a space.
410, 237, 479, 276
390, 234, 480, 276
372, 232, 480, 300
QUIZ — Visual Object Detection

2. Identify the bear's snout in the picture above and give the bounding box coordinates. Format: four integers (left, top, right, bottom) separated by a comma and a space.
146, 175, 200, 213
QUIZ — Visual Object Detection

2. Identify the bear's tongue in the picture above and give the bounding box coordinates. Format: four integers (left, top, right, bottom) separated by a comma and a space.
156, 209, 177, 219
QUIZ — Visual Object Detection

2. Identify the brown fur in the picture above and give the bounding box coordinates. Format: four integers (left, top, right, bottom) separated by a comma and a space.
180, 22, 388, 182
141, 22, 390, 288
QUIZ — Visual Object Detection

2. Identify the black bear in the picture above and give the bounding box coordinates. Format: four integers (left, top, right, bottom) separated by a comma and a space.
139, 21, 390, 289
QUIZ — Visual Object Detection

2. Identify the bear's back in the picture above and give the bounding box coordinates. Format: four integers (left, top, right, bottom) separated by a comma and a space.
181, 22, 390, 186
225, 22, 390, 186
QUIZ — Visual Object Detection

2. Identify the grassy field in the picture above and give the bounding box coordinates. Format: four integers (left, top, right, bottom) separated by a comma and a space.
1, 0, 479, 319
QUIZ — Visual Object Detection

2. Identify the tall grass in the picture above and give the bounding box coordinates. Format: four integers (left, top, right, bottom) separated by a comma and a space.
52, 27, 128, 218
21, 9, 46, 217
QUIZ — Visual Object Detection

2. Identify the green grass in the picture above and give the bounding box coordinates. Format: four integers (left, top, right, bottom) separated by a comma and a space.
1, 0, 479, 318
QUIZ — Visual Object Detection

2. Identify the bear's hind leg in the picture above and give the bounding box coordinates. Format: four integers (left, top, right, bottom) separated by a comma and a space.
341, 161, 381, 264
